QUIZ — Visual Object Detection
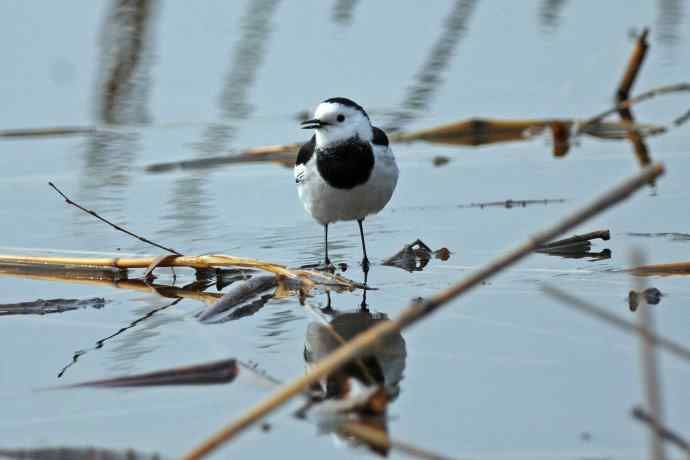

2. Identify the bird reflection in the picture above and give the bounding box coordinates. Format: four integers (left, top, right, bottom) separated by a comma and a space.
302, 291, 406, 455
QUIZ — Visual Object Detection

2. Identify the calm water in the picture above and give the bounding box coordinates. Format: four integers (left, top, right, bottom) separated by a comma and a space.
1, 1, 690, 459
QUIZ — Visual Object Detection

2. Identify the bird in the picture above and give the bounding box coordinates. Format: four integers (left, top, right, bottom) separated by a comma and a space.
294, 97, 398, 270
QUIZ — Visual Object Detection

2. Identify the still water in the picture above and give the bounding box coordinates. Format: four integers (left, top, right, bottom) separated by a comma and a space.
1, 1, 690, 458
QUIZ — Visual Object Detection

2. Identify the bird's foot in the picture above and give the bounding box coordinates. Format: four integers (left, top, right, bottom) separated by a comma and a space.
318, 258, 336, 273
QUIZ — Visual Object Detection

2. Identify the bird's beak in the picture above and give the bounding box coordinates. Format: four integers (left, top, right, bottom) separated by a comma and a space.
300, 118, 330, 130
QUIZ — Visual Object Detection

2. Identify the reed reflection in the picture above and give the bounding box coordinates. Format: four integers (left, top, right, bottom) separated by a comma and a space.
387, 0, 477, 131
538, 0, 569, 32
78, 0, 157, 223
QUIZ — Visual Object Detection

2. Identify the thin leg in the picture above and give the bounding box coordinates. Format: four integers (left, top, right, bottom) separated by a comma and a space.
323, 224, 330, 266
360, 270, 369, 310
321, 291, 335, 314
357, 219, 369, 271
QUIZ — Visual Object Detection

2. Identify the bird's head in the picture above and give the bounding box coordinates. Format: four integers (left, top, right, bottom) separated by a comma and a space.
301, 97, 373, 146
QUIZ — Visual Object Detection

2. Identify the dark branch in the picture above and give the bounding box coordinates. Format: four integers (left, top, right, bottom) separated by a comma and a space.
48, 182, 183, 256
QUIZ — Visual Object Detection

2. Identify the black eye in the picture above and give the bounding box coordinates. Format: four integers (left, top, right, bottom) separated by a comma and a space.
337, 114, 345, 122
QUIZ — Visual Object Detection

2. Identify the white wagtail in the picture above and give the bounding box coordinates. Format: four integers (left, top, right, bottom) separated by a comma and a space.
294, 97, 399, 269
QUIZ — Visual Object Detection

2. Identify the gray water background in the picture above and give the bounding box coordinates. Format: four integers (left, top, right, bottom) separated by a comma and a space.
1, 1, 690, 458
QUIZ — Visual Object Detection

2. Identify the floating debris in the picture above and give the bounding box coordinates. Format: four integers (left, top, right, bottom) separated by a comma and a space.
198, 275, 278, 322
0, 447, 164, 460
629, 287, 663, 311
459, 198, 567, 209
0, 298, 106, 316
432, 155, 451, 167
53, 358, 238, 389
536, 230, 611, 260
382, 239, 450, 272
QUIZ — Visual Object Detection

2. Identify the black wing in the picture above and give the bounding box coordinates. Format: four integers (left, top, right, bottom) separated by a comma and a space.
371, 126, 389, 146
296, 135, 316, 165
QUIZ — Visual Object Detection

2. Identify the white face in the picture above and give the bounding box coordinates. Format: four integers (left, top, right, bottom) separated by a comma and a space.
311, 101, 373, 146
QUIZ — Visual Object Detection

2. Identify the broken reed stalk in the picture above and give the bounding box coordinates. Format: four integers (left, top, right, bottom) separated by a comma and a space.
633, 251, 666, 460
632, 406, 690, 454
181, 164, 664, 460
49, 182, 183, 255
617, 29, 649, 102
616, 28, 651, 167
541, 285, 690, 364
339, 421, 460, 460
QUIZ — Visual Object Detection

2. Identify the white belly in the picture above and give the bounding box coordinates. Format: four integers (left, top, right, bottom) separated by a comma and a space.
296, 145, 398, 225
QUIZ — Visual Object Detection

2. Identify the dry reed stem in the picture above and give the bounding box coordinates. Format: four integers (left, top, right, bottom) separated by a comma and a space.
145, 144, 301, 172
181, 164, 664, 460
627, 261, 690, 276
0, 254, 363, 292
541, 285, 690, 363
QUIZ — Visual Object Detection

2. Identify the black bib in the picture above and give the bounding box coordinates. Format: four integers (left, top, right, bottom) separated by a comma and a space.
316, 138, 375, 189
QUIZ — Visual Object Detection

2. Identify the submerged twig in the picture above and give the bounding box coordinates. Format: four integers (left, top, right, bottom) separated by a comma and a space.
541, 284, 690, 363
49, 182, 182, 255
181, 164, 664, 460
